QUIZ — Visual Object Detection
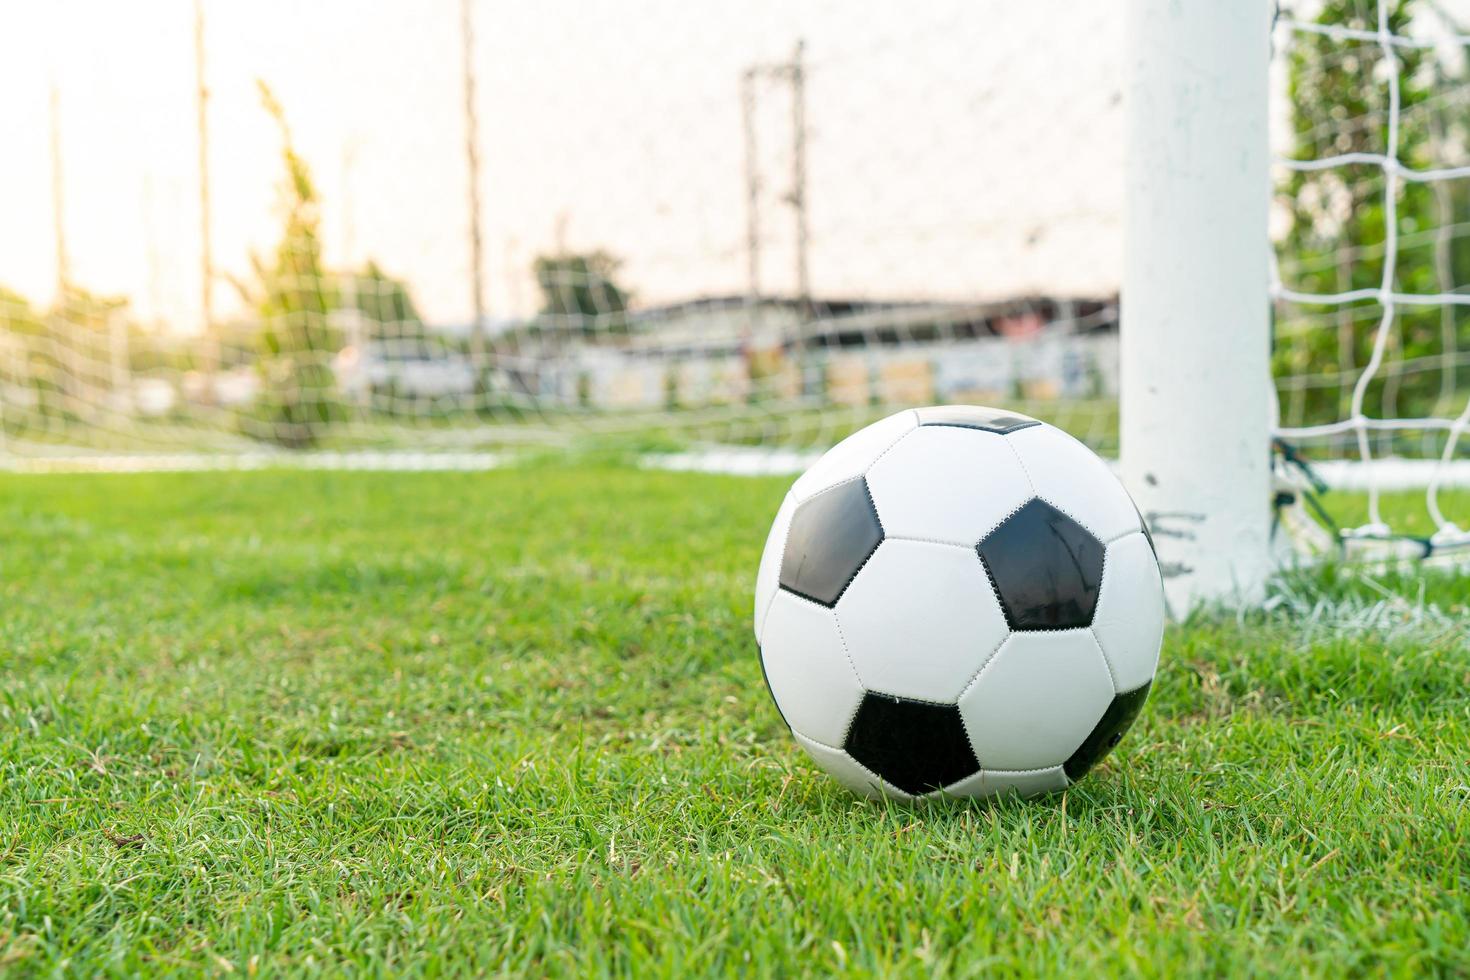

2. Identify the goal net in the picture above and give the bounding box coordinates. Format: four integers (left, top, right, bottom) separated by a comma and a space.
0, 2, 1465, 568
1270, 0, 1470, 563
0, 3, 1123, 466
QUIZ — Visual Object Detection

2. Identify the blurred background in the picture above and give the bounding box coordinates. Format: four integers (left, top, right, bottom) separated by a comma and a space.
1, 0, 1468, 468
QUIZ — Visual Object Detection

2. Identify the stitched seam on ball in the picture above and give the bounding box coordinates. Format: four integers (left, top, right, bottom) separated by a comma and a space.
829, 610, 867, 695
956, 629, 1012, 701
794, 730, 852, 754
934, 766, 1064, 797
1001, 433, 1038, 497
883, 534, 977, 551
1033, 493, 1106, 543
796, 732, 911, 800
801, 471, 865, 507
802, 412, 919, 501
977, 499, 1108, 633
757, 493, 796, 642
998, 624, 1093, 637
818, 478, 885, 609
980, 765, 1064, 776
1103, 527, 1148, 548
756, 592, 778, 649
1090, 550, 1121, 695
1093, 635, 1125, 691
974, 544, 1012, 626
953, 698, 982, 777
860, 408, 922, 476
920, 419, 1041, 435
777, 482, 881, 608
974, 493, 1033, 557
862, 689, 958, 709
998, 433, 1117, 543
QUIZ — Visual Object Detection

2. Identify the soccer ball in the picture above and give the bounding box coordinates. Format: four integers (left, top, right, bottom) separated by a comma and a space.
754, 406, 1164, 799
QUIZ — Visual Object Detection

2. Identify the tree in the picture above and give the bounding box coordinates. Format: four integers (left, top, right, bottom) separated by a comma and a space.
532, 249, 632, 339
231, 81, 344, 447
0, 284, 138, 427
0, 286, 63, 430
343, 260, 429, 346
1275, 0, 1470, 437
0, 285, 47, 339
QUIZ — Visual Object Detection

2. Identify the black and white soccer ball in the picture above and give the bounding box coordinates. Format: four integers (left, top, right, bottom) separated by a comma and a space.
754, 406, 1164, 799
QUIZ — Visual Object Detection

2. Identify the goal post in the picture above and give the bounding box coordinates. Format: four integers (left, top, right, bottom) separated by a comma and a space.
1121, 0, 1274, 613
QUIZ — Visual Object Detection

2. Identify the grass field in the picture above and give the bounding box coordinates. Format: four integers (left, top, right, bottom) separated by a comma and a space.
0, 464, 1466, 975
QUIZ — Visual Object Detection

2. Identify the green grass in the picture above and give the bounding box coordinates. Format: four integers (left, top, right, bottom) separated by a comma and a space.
0, 466, 1465, 976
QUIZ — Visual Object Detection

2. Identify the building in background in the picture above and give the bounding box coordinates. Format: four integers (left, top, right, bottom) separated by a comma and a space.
507, 294, 1119, 411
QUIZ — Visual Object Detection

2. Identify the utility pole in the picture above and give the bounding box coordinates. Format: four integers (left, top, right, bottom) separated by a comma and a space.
49, 84, 68, 299
789, 40, 810, 321
740, 41, 812, 317
741, 40, 813, 389
461, 0, 488, 374
341, 139, 369, 406
195, 0, 217, 383
144, 176, 164, 329
108, 305, 131, 402
741, 67, 761, 308
505, 235, 524, 318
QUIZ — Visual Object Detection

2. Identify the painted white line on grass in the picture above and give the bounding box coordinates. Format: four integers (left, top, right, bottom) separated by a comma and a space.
0, 451, 506, 474
641, 445, 823, 477
4, 449, 1470, 491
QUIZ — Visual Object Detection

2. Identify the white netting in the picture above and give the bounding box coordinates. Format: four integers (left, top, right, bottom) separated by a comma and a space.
1271, 0, 1470, 556
0, 2, 1123, 466
3, 0, 1468, 564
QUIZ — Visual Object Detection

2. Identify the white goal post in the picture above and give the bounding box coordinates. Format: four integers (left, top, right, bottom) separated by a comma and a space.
1122, 0, 1274, 612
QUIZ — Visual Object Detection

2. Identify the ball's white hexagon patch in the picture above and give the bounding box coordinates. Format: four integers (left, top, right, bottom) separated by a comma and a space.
792, 731, 911, 800
834, 539, 1009, 703
1004, 423, 1140, 543
865, 425, 1033, 546
1091, 531, 1166, 694
956, 629, 1115, 772
789, 409, 918, 503
754, 491, 797, 639
941, 766, 1069, 799
759, 590, 866, 747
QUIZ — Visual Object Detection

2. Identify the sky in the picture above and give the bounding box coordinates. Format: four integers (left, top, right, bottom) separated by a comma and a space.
1, 1, 1129, 331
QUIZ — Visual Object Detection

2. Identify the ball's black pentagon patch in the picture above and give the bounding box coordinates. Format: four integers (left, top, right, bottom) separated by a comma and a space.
1063, 681, 1151, 781
779, 478, 883, 607
843, 692, 979, 795
978, 498, 1104, 630
915, 404, 1040, 434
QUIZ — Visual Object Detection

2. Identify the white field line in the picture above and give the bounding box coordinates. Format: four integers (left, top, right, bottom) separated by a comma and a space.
640, 445, 824, 476
0, 451, 505, 474
1307, 459, 1470, 491
644, 447, 1470, 490
6, 447, 1470, 491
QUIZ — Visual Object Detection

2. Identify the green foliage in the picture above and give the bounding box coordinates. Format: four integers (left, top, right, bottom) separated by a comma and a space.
0, 286, 63, 432
0, 284, 45, 337
1276, 0, 1470, 437
343, 260, 428, 345
231, 81, 345, 447
53, 282, 129, 334
0, 466, 1465, 973
532, 249, 632, 338
0, 284, 139, 432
